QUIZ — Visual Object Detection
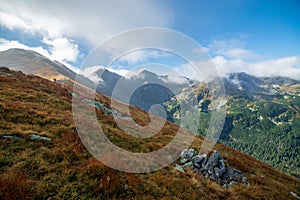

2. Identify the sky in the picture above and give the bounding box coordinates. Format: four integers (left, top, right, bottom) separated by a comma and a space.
0, 0, 300, 79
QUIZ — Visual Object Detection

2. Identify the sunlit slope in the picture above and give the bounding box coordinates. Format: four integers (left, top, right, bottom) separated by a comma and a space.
0, 67, 299, 199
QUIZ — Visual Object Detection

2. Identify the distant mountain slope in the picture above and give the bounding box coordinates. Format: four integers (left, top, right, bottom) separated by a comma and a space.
164, 72, 300, 177
1, 67, 300, 199
223, 72, 300, 98
0, 48, 194, 114
0, 48, 75, 80
90, 67, 194, 112
0, 48, 94, 88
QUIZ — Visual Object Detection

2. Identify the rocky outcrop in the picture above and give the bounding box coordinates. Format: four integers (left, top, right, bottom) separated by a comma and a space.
177, 149, 249, 188
82, 99, 131, 120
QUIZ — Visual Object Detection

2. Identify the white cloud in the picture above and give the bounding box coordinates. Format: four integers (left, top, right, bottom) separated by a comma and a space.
174, 53, 300, 81
247, 56, 300, 79
203, 35, 300, 80
0, 38, 50, 57
119, 51, 153, 65
0, 38, 79, 72
160, 74, 189, 85
208, 37, 257, 60
212, 56, 246, 73
80, 65, 130, 77
174, 63, 206, 82
108, 68, 130, 77
213, 55, 300, 80
117, 50, 171, 65
42, 37, 79, 63
223, 48, 256, 60
0, 1, 173, 46
80, 65, 104, 77
0, 1, 173, 71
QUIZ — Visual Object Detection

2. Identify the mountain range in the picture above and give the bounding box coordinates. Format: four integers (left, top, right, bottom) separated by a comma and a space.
89, 66, 194, 112
0, 48, 300, 198
164, 72, 300, 177
0, 48, 193, 113
0, 48, 95, 89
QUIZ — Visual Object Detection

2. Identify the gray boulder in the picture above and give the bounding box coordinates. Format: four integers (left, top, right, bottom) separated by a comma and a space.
192, 154, 207, 169
204, 151, 222, 171
180, 148, 198, 164
177, 149, 249, 187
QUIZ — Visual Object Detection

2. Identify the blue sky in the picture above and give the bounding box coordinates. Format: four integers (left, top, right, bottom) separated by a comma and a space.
172, 0, 300, 58
0, 0, 299, 79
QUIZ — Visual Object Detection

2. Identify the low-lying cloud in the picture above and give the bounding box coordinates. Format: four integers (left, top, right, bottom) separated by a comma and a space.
213, 55, 300, 80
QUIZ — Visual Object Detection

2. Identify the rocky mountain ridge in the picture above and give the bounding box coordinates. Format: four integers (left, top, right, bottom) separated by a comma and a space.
164, 72, 300, 177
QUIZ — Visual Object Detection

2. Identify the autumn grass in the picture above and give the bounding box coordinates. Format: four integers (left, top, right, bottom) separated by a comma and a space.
0, 67, 299, 199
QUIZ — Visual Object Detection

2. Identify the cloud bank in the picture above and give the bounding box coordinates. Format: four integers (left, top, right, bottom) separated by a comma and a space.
213, 55, 300, 80
0, 2, 299, 80
208, 36, 300, 80
0, 0, 173, 69
0, 0, 173, 45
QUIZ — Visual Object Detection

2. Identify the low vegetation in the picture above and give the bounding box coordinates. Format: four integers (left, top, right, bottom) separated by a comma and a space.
0, 67, 299, 199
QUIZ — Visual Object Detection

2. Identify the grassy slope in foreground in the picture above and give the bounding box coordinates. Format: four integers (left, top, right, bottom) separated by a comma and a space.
0, 67, 299, 200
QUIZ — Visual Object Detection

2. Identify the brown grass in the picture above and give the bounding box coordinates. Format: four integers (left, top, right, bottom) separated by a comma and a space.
0, 67, 299, 199
0, 171, 34, 200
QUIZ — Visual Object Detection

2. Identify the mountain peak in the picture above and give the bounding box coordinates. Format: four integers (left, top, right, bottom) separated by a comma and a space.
138, 69, 156, 75
132, 69, 158, 79
3, 48, 45, 58
0, 48, 94, 89
226, 71, 299, 85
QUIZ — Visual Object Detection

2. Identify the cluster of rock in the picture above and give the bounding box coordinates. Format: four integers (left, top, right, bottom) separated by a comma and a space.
82, 99, 130, 120
175, 149, 249, 188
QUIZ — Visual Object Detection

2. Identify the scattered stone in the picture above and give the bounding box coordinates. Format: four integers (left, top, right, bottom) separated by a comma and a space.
291, 192, 300, 200
71, 92, 78, 98
180, 148, 197, 164
30, 134, 51, 141
182, 161, 193, 169
3, 135, 20, 140
174, 164, 185, 173
83, 99, 131, 120
192, 154, 207, 169
178, 148, 249, 187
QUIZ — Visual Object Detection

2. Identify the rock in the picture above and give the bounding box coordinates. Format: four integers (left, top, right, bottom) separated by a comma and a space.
221, 168, 244, 184
242, 177, 248, 184
205, 151, 223, 171
229, 181, 238, 186
180, 158, 188, 164
208, 168, 214, 175
290, 192, 300, 200
177, 149, 249, 187
242, 177, 250, 187
180, 149, 198, 163
217, 160, 226, 177
174, 164, 185, 173
30, 134, 51, 141
182, 161, 193, 169
192, 154, 207, 169
71, 92, 78, 97
222, 183, 228, 188
83, 98, 131, 120
209, 174, 218, 182
3, 135, 20, 140
214, 167, 222, 177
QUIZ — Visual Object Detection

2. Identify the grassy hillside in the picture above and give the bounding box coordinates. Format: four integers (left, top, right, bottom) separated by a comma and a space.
0, 67, 300, 199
